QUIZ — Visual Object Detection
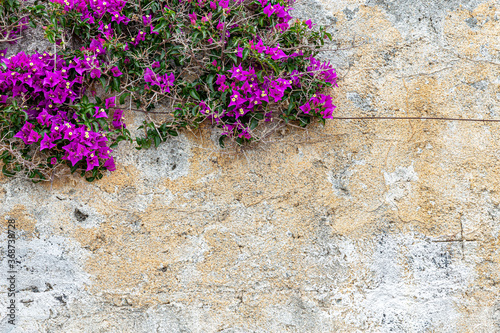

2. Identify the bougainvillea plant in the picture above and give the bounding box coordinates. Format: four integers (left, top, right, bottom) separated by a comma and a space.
0, 0, 337, 182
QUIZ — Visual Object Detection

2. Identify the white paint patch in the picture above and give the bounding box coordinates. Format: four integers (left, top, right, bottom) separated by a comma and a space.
331, 233, 475, 332
0, 235, 92, 331
383, 164, 418, 208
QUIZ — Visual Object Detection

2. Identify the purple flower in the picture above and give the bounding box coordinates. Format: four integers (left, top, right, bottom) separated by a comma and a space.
50, 157, 57, 165
110, 66, 123, 77
40, 133, 56, 150
144, 68, 160, 85
62, 142, 88, 166
94, 107, 108, 119
90, 68, 101, 78
36, 109, 52, 127
105, 96, 116, 109
143, 14, 152, 26
89, 38, 106, 54
150, 25, 159, 35
219, 0, 229, 9
152, 61, 160, 68
86, 154, 100, 171
221, 123, 236, 136
237, 46, 244, 58
103, 156, 116, 171
218, 83, 229, 92
98, 21, 113, 39
133, 31, 146, 45
14, 122, 40, 145
263, 4, 275, 17
112, 109, 126, 129
299, 102, 311, 114
189, 12, 197, 25
237, 127, 252, 139
228, 64, 249, 81
111, 12, 128, 25
43, 71, 62, 87
215, 74, 226, 85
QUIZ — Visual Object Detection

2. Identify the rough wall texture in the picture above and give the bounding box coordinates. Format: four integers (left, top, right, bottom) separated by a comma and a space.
2, 0, 500, 332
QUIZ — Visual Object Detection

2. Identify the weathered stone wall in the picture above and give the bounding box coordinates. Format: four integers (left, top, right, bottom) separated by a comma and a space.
2, 0, 500, 331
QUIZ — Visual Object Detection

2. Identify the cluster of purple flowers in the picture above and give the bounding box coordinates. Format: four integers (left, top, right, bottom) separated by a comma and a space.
0, 45, 120, 171
307, 57, 338, 86
298, 93, 335, 119
249, 39, 303, 61
143, 68, 175, 93
258, 0, 294, 32
52, 0, 129, 28
14, 114, 116, 171
1, 51, 83, 109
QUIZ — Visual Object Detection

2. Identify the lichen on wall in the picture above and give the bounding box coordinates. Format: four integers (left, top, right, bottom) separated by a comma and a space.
2, 0, 500, 332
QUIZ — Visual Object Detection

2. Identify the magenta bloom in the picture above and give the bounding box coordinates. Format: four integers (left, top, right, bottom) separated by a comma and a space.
219, 0, 229, 8
112, 109, 126, 129
237, 46, 244, 58
189, 12, 197, 25
94, 107, 108, 119
228, 64, 248, 81
103, 156, 116, 171
89, 38, 106, 54
14, 122, 41, 145
238, 127, 252, 139
111, 12, 127, 24
299, 102, 311, 114
305, 19, 314, 29
43, 71, 62, 87
40, 133, 56, 150
86, 154, 100, 171
110, 66, 123, 77
105, 96, 116, 109
143, 14, 152, 26
62, 142, 89, 166
215, 74, 226, 85
134, 31, 146, 45
263, 4, 275, 17
36, 110, 52, 127
90, 68, 101, 78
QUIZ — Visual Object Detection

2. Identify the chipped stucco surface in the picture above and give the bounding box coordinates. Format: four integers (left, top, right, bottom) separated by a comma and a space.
2, 0, 500, 331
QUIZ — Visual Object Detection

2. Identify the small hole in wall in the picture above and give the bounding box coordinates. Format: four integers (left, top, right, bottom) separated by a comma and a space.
172, 163, 177, 170
74, 209, 89, 222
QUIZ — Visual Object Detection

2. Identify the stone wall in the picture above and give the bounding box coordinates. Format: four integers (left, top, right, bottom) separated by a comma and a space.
1, 0, 500, 331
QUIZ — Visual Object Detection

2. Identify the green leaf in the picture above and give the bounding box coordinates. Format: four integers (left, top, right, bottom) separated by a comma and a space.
207, 74, 215, 91
119, 93, 130, 105
98, 77, 107, 89
189, 89, 200, 100
112, 77, 121, 92
227, 53, 237, 64
242, 48, 250, 61
153, 134, 161, 147
250, 118, 259, 130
